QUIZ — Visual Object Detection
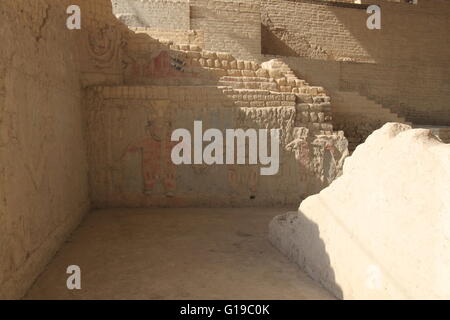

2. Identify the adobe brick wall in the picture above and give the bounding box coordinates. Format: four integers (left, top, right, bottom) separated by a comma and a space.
0, 0, 348, 297
129, 28, 205, 48
261, 0, 373, 62
112, 0, 262, 60
85, 84, 347, 208
261, 0, 450, 125
0, 0, 135, 299
110, 0, 449, 125
190, 0, 261, 60
112, 0, 190, 30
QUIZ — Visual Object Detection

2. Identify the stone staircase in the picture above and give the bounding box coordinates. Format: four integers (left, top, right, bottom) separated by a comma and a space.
331, 90, 449, 149
218, 76, 278, 91
169, 50, 337, 134
331, 91, 412, 150
115, 30, 341, 141
125, 37, 450, 153
333, 91, 411, 124
125, 33, 448, 153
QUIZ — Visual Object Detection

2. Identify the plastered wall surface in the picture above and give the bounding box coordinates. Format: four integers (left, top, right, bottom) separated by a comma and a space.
85, 84, 348, 207
84, 10, 350, 206
0, 0, 136, 299
85, 50, 349, 207
0, 0, 90, 299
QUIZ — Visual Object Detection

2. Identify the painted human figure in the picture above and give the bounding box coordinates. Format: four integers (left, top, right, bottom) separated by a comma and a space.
147, 51, 171, 77
123, 120, 176, 196
286, 137, 310, 167
286, 137, 310, 181
228, 165, 259, 195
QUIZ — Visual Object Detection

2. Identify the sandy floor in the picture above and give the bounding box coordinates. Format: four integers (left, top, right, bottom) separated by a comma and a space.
25, 208, 334, 300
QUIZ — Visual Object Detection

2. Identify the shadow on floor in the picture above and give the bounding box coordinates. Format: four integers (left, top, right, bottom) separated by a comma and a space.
269, 210, 343, 299
24, 207, 335, 300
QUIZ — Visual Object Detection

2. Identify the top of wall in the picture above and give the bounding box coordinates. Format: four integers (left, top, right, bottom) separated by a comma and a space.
287, 0, 369, 9
112, 0, 191, 30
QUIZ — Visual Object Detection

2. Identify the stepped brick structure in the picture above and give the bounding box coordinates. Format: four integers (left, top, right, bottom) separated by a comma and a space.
0, 0, 347, 298
0, 0, 448, 299
113, 0, 450, 146
85, 35, 351, 207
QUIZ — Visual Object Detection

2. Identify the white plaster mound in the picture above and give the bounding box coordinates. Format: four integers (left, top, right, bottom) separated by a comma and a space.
269, 123, 450, 299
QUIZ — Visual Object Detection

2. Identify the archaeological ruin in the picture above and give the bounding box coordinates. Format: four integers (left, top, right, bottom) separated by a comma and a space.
0, 0, 449, 300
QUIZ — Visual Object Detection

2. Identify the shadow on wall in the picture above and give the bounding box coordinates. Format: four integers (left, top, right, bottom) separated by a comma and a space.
261, 0, 450, 125
269, 210, 343, 299
84, 2, 349, 208
262, 0, 449, 64
261, 24, 299, 58
85, 83, 339, 208
261, 2, 372, 62
329, 0, 450, 125
329, 0, 450, 66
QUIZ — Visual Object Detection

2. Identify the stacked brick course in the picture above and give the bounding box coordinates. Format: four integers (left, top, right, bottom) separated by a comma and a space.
261, 0, 450, 126
112, 0, 190, 30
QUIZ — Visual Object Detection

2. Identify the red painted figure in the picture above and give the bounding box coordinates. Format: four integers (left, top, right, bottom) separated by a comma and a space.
123, 121, 176, 196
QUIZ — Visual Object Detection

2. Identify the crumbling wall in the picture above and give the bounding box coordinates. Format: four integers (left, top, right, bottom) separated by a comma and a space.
88, 23, 349, 207
111, 0, 262, 60
85, 83, 348, 207
129, 28, 205, 48
270, 123, 450, 299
